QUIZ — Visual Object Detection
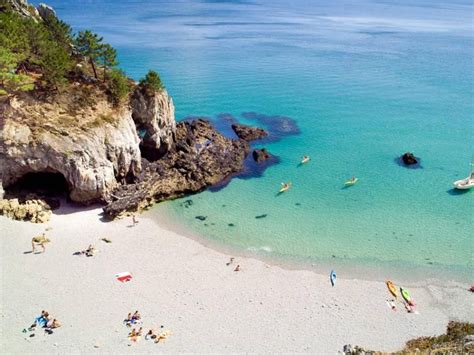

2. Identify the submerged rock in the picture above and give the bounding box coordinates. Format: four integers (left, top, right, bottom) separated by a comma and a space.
231, 123, 268, 142
401, 152, 418, 165
252, 148, 272, 163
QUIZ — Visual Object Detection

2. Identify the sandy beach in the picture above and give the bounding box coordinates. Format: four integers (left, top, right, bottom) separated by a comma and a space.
1, 205, 472, 353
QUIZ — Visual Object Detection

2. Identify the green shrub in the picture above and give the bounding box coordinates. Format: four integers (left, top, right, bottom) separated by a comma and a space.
108, 69, 130, 105
139, 69, 164, 95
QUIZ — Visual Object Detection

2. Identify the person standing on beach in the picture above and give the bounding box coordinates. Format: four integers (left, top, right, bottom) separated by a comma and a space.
31, 234, 50, 253
132, 215, 139, 226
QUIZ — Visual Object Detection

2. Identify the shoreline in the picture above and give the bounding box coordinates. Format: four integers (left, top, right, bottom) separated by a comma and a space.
2, 203, 472, 353
153, 202, 473, 286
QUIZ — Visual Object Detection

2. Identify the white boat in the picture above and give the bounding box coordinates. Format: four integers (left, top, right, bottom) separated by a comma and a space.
453, 172, 474, 190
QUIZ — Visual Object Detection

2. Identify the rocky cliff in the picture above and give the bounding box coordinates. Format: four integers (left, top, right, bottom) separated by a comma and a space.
103, 119, 251, 218
0, 86, 142, 203
131, 86, 176, 160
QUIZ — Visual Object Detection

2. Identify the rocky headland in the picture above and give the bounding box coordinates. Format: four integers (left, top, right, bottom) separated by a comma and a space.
0, 0, 272, 221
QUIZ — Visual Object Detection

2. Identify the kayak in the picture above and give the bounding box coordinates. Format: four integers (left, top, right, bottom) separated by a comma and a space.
330, 270, 336, 286
386, 280, 398, 299
301, 157, 310, 164
279, 183, 291, 193
400, 287, 414, 306
344, 178, 358, 186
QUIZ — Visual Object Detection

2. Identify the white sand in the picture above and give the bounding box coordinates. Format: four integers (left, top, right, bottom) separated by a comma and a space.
1, 205, 472, 353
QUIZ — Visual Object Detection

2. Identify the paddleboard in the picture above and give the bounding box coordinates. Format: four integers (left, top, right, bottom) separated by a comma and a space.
330, 270, 336, 286
386, 280, 398, 299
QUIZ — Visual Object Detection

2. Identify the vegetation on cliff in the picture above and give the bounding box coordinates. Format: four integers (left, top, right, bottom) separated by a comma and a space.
0, 0, 164, 105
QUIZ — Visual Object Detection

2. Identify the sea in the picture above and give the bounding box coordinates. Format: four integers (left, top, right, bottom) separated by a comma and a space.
37, 0, 473, 281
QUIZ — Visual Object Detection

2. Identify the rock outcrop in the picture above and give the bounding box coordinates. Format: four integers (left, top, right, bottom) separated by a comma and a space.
0, 198, 52, 223
252, 148, 272, 163
0, 86, 142, 203
131, 87, 176, 160
231, 123, 268, 142
401, 152, 418, 166
103, 119, 250, 218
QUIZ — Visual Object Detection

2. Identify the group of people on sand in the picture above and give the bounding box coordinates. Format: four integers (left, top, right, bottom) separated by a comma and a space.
226, 257, 241, 272
123, 311, 171, 344
27, 310, 61, 335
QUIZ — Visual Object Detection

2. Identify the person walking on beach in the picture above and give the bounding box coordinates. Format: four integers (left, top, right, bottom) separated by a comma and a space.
132, 215, 139, 226
31, 233, 50, 253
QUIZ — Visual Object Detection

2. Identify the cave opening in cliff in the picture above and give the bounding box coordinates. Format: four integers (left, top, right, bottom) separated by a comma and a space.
6, 172, 70, 199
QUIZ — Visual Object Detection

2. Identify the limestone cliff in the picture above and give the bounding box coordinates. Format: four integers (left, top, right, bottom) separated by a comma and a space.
131, 87, 176, 160
0, 86, 142, 203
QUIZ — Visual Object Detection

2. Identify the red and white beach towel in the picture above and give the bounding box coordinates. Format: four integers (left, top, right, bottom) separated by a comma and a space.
115, 272, 133, 282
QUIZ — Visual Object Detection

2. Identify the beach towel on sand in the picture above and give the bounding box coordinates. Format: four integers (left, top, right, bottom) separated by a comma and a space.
115, 272, 132, 282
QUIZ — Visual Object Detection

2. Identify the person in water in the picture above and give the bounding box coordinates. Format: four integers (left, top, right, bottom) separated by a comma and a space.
31, 234, 50, 253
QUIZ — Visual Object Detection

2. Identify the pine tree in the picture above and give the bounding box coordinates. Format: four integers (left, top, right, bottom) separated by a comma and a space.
75, 30, 103, 79
100, 43, 117, 82
139, 69, 164, 95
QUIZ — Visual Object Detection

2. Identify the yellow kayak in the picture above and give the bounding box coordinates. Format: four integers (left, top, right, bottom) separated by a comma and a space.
344, 178, 358, 186
279, 183, 292, 193
386, 280, 398, 299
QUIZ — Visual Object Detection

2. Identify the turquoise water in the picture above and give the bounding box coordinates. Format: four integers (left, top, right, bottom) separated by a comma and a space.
42, 0, 473, 279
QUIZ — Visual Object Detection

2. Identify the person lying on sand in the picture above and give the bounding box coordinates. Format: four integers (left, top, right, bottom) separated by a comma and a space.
226, 257, 235, 266
31, 311, 50, 328
234, 264, 241, 272
154, 328, 172, 344
132, 310, 141, 322
46, 319, 61, 329
31, 234, 50, 253
83, 244, 96, 257
128, 327, 143, 342
124, 313, 133, 327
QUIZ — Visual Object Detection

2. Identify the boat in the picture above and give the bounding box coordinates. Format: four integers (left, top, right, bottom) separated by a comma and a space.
279, 182, 292, 193
386, 280, 398, 299
330, 270, 336, 286
344, 177, 358, 186
301, 156, 310, 164
400, 287, 414, 306
453, 172, 474, 190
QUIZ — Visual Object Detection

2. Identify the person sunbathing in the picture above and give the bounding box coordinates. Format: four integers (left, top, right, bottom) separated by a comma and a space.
31, 311, 50, 328
31, 234, 50, 253
47, 319, 61, 329
132, 310, 141, 322
154, 328, 172, 343
84, 244, 96, 257
124, 312, 133, 327
128, 327, 143, 342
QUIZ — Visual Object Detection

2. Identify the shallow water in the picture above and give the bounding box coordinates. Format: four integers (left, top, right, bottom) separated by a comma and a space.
41, 0, 474, 280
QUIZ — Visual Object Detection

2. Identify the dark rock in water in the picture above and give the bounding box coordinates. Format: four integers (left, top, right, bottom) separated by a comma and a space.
195, 215, 207, 221
252, 148, 272, 163
228, 223, 235, 227
231, 124, 268, 142
402, 152, 418, 165
255, 214, 267, 219
182, 199, 193, 208
103, 119, 250, 219
241, 112, 301, 143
